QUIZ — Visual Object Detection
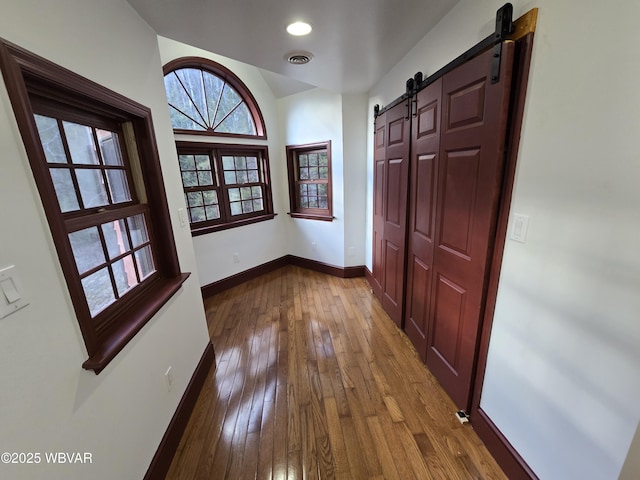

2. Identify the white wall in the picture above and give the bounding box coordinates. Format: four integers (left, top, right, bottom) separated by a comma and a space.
368, 0, 640, 479
158, 36, 291, 286
0, 1, 211, 479
277, 88, 346, 267
341, 94, 369, 267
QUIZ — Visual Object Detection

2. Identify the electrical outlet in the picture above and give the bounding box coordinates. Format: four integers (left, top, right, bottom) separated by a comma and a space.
165, 366, 174, 392
233, 252, 240, 264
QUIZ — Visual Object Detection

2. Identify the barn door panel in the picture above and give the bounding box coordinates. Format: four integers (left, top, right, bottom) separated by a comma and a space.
404, 78, 442, 360
425, 41, 515, 410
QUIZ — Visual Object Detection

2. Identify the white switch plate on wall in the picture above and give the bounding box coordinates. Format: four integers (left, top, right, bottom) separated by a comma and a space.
510, 214, 530, 243
0, 265, 29, 319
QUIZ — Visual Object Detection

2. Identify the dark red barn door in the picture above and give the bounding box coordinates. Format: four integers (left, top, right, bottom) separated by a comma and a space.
425, 42, 515, 409
372, 102, 410, 327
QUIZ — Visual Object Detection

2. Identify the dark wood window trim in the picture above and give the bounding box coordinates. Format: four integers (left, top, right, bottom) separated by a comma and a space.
286, 141, 333, 221
176, 141, 275, 236
163, 57, 267, 139
0, 38, 189, 373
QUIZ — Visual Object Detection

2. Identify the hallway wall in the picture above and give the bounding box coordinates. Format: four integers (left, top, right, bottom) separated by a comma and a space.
367, 1, 640, 478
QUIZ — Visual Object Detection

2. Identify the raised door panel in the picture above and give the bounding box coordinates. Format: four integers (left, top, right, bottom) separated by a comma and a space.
426, 42, 515, 410
438, 149, 480, 261
404, 79, 442, 357
430, 274, 467, 375
370, 115, 387, 298
381, 102, 410, 327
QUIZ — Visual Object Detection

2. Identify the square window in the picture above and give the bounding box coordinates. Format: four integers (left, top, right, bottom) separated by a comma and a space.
2, 39, 188, 374
176, 143, 274, 233
286, 142, 332, 221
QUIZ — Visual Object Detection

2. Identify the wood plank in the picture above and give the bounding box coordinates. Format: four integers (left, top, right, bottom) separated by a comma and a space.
164, 266, 507, 480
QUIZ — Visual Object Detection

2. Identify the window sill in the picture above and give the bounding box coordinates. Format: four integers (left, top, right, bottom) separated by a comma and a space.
288, 212, 334, 222
82, 272, 191, 374
190, 213, 277, 236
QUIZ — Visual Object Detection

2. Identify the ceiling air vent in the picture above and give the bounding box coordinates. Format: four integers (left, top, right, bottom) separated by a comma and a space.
286, 52, 313, 65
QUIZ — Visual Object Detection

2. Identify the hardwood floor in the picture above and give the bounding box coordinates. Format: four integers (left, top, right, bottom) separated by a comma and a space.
166, 266, 507, 480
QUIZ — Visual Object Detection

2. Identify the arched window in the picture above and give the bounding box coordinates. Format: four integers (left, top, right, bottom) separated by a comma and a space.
163, 57, 266, 138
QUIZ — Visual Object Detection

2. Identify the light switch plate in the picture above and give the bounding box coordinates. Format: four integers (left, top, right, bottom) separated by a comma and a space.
510, 214, 530, 243
0, 265, 29, 319
178, 208, 188, 227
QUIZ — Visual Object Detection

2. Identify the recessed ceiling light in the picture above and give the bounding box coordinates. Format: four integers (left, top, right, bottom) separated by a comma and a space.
286, 21, 312, 36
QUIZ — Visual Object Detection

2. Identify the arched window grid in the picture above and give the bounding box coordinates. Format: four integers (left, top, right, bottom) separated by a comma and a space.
163, 57, 267, 139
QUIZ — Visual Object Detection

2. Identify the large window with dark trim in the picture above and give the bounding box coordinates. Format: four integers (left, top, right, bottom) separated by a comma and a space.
163, 57, 266, 139
0, 38, 188, 373
286, 141, 333, 221
177, 142, 274, 235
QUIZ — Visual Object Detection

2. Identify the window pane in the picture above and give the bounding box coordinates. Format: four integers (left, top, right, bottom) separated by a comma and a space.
69, 227, 106, 274
230, 201, 242, 216
299, 168, 309, 180
179, 155, 195, 171
309, 167, 319, 180
309, 198, 318, 208
76, 169, 108, 208
113, 255, 138, 297
187, 191, 203, 207
202, 72, 224, 127
253, 198, 263, 211
246, 157, 258, 169
235, 156, 246, 169
195, 155, 211, 171
97, 130, 123, 166
299, 155, 308, 167
240, 187, 252, 200
319, 166, 329, 179
222, 156, 235, 170
63, 121, 99, 165
106, 169, 132, 203
228, 188, 241, 202
308, 184, 318, 196
135, 245, 155, 280
213, 83, 242, 128
197, 171, 213, 186
251, 186, 262, 198
205, 205, 220, 220
203, 190, 218, 205
128, 214, 149, 247
50, 168, 80, 212
242, 200, 254, 213
215, 102, 256, 135
101, 219, 130, 260
164, 73, 207, 130
35, 115, 66, 164
224, 171, 237, 184
309, 154, 319, 167
319, 198, 329, 209
190, 207, 206, 223
318, 184, 327, 195
82, 267, 116, 317
181, 171, 198, 187
175, 68, 208, 126
247, 170, 259, 183
169, 107, 206, 131
236, 170, 248, 184
319, 153, 328, 166
300, 197, 309, 208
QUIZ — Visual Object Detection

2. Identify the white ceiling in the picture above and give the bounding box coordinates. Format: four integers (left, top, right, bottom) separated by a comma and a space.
127, 0, 459, 96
